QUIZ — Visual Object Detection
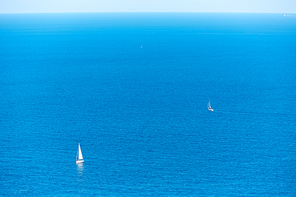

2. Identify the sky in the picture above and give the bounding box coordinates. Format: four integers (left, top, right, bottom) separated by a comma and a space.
0, 0, 295, 13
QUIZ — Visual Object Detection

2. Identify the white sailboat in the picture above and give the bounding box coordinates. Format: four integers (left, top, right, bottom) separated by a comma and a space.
208, 100, 214, 111
76, 143, 84, 164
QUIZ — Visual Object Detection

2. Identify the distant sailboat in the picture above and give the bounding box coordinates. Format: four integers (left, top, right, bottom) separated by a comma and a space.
76, 143, 84, 164
208, 100, 214, 111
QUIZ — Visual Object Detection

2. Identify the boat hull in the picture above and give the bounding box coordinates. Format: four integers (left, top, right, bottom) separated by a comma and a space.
208, 108, 214, 111
76, 160, 84, 164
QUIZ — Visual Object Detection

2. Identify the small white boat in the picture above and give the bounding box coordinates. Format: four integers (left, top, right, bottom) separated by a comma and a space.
208, 100, 214, 111
76, 143, 84, 164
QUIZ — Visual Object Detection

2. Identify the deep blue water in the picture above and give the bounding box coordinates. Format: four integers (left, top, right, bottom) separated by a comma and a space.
1, 13, 296, 196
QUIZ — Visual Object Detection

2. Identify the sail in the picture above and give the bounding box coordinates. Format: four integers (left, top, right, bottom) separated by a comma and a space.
78, 143, 83, 160
208, 100, 211, 109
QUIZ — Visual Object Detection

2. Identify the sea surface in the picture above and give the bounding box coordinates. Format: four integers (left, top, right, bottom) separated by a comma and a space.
1, 13, 296, 196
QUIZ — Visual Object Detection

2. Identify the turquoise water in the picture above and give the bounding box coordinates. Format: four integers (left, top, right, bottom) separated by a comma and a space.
1, 13, 296, 196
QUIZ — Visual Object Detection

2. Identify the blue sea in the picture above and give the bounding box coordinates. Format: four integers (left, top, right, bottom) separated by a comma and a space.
1, 13, 296, 196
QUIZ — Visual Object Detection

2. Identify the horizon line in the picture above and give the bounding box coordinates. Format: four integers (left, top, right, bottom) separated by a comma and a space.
0, 11, 295, 14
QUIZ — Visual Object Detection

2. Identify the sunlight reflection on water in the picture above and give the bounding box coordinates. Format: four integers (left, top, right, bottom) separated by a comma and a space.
77, 163, 84, 177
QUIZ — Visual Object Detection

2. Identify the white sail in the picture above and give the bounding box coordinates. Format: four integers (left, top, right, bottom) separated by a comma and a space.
208, 100, 214, 111
78, 143, 83, 160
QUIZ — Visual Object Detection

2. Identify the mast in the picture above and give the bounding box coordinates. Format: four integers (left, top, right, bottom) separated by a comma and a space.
78, 143, 83, 160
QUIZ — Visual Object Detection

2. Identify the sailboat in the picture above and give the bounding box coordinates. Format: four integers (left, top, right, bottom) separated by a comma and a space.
208, 100, 214, 111
76, 143, 84, 164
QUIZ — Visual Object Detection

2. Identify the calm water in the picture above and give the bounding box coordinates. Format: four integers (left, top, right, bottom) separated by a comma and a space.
1, 13, 296, 196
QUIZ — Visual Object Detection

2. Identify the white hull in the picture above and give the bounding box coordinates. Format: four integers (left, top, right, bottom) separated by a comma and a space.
208, 108, 214, 111
76, 160, 84, 164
